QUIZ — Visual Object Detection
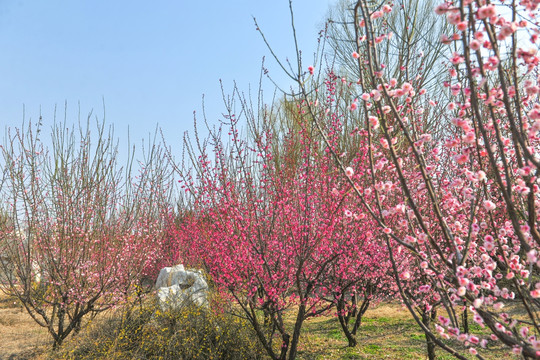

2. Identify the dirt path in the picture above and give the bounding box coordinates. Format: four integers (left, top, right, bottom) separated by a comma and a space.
0, 295, 49, 360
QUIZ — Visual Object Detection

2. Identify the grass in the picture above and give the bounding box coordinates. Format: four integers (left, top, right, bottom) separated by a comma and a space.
291, 303, 522, 360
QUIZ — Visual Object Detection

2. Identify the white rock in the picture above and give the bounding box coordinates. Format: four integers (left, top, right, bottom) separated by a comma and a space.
155, 264, 186, 289
155, 264, 208, 311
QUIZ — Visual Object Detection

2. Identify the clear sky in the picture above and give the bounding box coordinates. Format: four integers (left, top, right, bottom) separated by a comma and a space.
0, 0, 335, 157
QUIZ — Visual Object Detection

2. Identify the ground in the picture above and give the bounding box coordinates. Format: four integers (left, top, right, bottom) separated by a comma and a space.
0, 292, 524, 360
0, 294, 48, 360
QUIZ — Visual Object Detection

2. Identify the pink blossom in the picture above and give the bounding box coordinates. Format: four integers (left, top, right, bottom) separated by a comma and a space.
473, 298, 483, 308
447, 11, 461, 25
453, 153, 469, 164
371, 90, 382, 101
450, 53, 464, 65
476, 171, 486, 181
402, 82, 412, 92
371, 11, 383, 19
457, 21, 468, 31
483, 200, 497, 211
477, 5, 496, 19
369, 116, 380, 129
463, 131, 476, 144
438, 316, 451, 326
400, 271, 411, 280
470, 40, 481, 51
451, 83, 461, 95
434, 3, 448, 15
528, 109, 540, 120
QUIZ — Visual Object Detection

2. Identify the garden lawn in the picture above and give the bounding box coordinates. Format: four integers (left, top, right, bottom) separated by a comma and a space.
289, 302, 522, 360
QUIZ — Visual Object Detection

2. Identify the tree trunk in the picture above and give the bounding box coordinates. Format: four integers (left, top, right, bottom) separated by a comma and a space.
279, 333, 290, 360
461, 301, 469, 335
336, 293, 369, 347
338, 312, 358, 347
422, 310, 436, 360
287, 303, 306, 360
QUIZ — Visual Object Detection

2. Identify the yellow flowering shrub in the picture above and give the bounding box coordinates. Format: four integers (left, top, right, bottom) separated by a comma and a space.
56, 296, 265, 360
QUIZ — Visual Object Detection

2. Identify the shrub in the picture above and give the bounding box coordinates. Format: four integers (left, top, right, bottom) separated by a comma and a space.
56, 296, 265, 360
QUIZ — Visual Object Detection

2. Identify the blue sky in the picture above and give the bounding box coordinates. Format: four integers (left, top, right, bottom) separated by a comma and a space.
0, 0, 335, 156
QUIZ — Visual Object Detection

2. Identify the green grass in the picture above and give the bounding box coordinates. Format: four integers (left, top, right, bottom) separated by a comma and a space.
327, 329, 345, 340
289, 303, 523, 360
409, 333, 426, 341
362, 344, 381, 354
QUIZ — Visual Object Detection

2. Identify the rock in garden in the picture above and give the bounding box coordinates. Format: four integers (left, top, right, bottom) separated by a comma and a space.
155, 264, 208, 310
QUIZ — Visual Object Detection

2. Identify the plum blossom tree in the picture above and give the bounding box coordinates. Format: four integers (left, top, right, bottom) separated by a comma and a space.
324, 226, 398, 347
282, 0, 540, 358
0, 116, 172, 348
170, 78, 403, 359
